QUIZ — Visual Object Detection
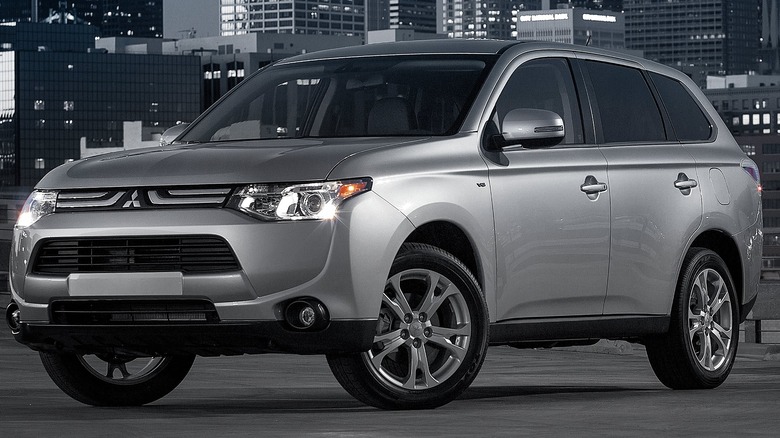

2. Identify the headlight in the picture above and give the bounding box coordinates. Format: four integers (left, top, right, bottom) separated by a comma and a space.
228, 178, 372, 221
17, 190, 58, 228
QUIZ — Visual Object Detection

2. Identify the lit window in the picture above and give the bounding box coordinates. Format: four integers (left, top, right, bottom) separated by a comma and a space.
733, 116, 740, 126
753, 114, 760, 125
63, 101, 74, 111
64, 120, 73, 129
743, 114, 751, 125
34, 100, 44, 110
35, 119, 45, 129
150, 102, 159, 112
765, 114, 772, 125
34, 158, 45, 169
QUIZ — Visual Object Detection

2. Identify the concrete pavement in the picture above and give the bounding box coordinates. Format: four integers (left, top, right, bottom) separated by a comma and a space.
2, 328, 779, 437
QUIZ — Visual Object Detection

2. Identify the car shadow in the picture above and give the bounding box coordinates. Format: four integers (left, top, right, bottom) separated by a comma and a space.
93, 384, 658, 415
460, 384, 656, 401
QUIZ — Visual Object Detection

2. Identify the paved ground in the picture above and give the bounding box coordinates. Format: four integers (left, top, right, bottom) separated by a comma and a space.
1, 328, 779, 437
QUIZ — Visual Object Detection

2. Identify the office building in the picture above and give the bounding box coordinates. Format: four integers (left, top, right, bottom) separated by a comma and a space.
516, 7, 624, 50
219, 0, 366, 37
0, 1, 163, 38
544, 0, 622, 12
761, 0, 780, 74
158, 32, 361, 110
366, 0, 437, 33
0, 22, 200, 195
439, 0, 541, 40
705, 75, 780, 272
624, 0, 759, 87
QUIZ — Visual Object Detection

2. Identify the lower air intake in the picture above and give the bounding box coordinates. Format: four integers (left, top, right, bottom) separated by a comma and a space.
49, 299, 220, 325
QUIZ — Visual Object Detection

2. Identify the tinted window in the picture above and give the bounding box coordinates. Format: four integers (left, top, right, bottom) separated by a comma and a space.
585, 61, 666, 143
496, 58, 584, 145
650, 72, 712, 141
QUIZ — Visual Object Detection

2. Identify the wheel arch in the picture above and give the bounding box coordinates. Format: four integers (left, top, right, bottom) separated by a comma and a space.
402, 220, 484, 291
688, 229, 744, 313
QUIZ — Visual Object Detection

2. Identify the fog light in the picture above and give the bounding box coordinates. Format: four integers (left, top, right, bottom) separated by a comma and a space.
284, 298, 329, 330
299, 306, 316, 327
6, 302, 20, 334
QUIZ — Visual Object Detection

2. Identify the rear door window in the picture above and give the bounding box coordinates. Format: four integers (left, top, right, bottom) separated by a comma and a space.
584, 60, 666, 144
649, 72, 712, 141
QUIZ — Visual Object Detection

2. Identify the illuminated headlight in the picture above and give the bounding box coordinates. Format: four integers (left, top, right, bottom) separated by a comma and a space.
17, 190, 58, 228
228, 178, 372, 221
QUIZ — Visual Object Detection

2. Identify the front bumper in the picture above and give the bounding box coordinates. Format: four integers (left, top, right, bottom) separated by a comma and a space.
9, 191, 414, 355
14, 319, 376, 356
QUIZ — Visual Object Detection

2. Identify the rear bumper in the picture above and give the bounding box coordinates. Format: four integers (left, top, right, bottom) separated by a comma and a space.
13, 319, 376, 356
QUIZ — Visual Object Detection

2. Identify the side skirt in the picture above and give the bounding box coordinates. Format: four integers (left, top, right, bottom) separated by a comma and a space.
489, 315, 670, 347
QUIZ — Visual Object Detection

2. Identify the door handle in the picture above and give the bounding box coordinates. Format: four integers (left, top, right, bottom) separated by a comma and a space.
580, 176, 607, 194
674, 173, 698, 193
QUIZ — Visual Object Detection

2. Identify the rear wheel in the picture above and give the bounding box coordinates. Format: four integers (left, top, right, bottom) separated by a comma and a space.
40, 352, 195, 406
646, 248, 739, 389
327, 243, 488, 409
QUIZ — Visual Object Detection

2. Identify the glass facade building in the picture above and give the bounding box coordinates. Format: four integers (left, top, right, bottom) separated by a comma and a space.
624, 0, 760, 87
516, 8, 624, 50
0, 1, 163, 38
0, 22, 200, 219
366, 0, 438, 33
705, 79, 780, 275
220, 0, 366, 36
439, 0, 541, 40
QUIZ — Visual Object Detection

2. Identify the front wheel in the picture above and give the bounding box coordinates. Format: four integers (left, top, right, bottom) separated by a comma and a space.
646, 247, 739, 389
40, 352, 195, 406
327, 243, 489, 410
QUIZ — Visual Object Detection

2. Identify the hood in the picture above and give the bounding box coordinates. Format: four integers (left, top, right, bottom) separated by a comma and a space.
37, 137, 423, 189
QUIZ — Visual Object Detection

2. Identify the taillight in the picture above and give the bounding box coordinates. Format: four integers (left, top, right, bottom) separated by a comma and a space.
741, 159, 761, 192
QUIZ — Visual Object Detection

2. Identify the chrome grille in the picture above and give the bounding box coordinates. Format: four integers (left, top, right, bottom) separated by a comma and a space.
32, 236, 240, 275
57, 191, 124, 209
148, 188, 232, 206
55, 187, 234, 210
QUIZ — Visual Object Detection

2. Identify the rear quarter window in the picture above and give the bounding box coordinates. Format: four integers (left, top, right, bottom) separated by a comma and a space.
649, 72, 713, 142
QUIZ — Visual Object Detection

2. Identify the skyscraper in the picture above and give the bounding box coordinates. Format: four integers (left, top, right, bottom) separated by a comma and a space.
366, 0, 438, 34
760, 0, 780, 73
219, 0, 365, 37
0, 1, 163, 38
624, 0, 759, 86
439, 0, 541, 40
0, 21, 200, 190
545, 0, 622, 12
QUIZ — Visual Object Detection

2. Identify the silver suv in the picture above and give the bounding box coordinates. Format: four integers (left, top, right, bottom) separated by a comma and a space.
6, 40, 763, 409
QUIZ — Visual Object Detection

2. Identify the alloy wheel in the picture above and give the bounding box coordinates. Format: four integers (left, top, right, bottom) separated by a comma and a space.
687, 268, 733, 372
364, 268, 472, 390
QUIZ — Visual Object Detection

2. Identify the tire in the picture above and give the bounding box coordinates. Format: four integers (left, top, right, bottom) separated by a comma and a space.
646, 247, 739, 389
327, 243, 489, 410
39, 352, 195, 406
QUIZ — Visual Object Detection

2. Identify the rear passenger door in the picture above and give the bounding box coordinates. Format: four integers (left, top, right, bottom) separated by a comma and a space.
580, 59, 703, 316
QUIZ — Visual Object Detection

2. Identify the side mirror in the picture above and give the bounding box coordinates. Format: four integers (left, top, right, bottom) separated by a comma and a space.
497, 109, 565, 149
160, 123, 190, 146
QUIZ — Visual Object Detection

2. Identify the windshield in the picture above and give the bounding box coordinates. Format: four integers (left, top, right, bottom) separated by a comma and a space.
181, 55, 493, 143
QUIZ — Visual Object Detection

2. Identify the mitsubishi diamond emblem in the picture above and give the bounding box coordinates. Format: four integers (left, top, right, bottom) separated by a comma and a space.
123, 190, 141, 208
